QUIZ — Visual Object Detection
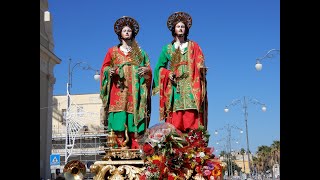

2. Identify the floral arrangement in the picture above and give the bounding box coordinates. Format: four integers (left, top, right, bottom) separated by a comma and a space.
138, 123, 223, 180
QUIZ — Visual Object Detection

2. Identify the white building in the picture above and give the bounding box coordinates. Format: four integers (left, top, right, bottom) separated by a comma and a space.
40, 0, 61, 179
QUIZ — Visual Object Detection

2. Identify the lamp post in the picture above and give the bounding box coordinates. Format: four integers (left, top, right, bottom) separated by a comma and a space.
224, 96, 266, 177
255, 49, 280, 71
65, 58, 100, 163
214, 124, 243, 177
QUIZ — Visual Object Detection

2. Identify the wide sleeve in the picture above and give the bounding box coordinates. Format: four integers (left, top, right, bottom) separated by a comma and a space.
100, 48, 114, 108
140, 50, 152, 88
191, 42, 208, 129
152, 45, 170, 95
142, 51, 152, 125
190, 42, 205, 80
151, 45, 173, 121
193, 42, 206, 100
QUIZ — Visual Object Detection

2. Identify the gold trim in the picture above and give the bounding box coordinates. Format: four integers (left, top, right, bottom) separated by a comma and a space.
94, 160, 144, 165
103, 148, 142, 160
90, 160, 145, 180
114, 16, 139, 36
167, 11, 192, 31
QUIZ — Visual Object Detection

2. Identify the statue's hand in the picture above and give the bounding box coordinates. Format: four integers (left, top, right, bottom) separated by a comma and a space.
109, 68, 116, 77
200, 66, 208, 75
169, 72, 176, 83
138, 66, 150, 79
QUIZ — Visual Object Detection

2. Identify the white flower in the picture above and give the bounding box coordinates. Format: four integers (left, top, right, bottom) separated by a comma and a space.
194, 174, 206, 180
199, 152, 205, 158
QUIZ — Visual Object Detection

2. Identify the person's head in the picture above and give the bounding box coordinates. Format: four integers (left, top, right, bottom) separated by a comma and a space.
167, 12, 192, 41
171, 21, 189, 40
121, 26, 133, 41
114, 16, 139, 44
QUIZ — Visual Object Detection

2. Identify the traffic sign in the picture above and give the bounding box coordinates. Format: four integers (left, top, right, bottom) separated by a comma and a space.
50, 154, 60, 166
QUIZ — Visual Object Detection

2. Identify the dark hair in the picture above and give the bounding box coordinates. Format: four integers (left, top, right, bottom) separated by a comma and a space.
171, 21, 189, 41
117, 25, 136, 45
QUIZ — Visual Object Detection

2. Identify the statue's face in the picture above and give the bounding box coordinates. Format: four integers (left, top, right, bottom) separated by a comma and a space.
121, 26, 133, 40
174, 22, 186, 37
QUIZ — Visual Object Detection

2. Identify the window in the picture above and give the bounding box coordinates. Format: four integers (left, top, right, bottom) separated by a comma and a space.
62, 109, 66, 125
77, 106, 84, 117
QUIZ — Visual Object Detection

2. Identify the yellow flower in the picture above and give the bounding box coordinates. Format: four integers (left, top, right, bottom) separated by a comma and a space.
147, 155, 162, 162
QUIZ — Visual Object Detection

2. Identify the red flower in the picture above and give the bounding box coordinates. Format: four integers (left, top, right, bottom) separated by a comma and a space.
140, 124, 223, 179
142, 143, 154, 155
139, 174, 146, 180
195, 156, 201, 163
195, 165, 202, 173
153, 159, 162, 166
205, 147, 214, 154
168, 174, 175, 180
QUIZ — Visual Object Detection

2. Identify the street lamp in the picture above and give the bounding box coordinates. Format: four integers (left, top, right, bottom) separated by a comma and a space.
214, 124, 243, 177
255, 49, 280, 71
224, 96, 266, 177
65, 58, 100, 163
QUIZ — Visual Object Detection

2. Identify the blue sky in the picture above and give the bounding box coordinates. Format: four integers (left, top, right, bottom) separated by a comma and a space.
49, 0, 280, 155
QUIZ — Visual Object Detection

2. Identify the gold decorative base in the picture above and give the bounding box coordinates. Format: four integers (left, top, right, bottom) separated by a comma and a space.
90, 160, 144, 180
103, 148, 142, 160
90, 148, 144, 179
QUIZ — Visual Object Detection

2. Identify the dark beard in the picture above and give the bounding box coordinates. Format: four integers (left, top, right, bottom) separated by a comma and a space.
177, 34, 185, 38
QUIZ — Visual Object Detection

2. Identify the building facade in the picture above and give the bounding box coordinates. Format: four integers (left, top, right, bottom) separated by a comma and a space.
52, 93, 106, 176
52, 93, 105, 135
40, 0, 61, 179
232, 151, 251, 174
219, 151, 253, 175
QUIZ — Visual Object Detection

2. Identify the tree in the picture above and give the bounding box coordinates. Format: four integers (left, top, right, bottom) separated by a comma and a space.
219, 150, 242, 177
240, 148, 246, 173
256, 145, 271, 173
223, 155, 242, 176
254, 140, 280, 176
220, 150, 226, 158
252, 156, 262, 174
270, 140, 280, 165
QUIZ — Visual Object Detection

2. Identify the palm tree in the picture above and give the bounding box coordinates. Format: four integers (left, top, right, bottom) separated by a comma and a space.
255, 156, 265, 175
240, 148, 246, 173
256, 145, 271, 173
270, 140, 280, 165
252, 140, 280, 178
252, 156, 261, 175
219, 150, 228, 176
220, 150, 227, 158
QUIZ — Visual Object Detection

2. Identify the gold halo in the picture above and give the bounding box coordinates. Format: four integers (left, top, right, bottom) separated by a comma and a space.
167, 12, 192, 31
114, 16, 139, 36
